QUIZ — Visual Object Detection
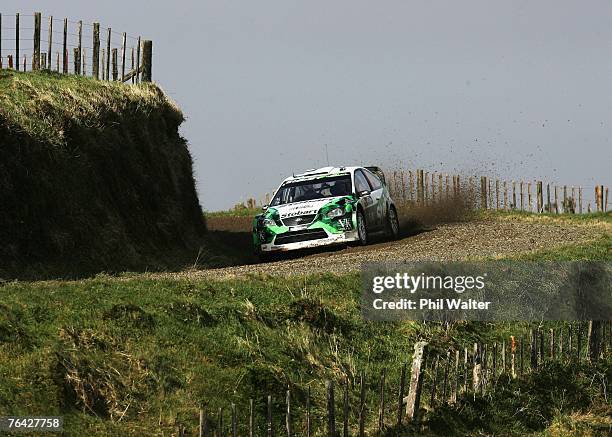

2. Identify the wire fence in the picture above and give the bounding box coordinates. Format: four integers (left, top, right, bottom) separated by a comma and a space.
0, 11, 152, 83
172, 321, 610, 436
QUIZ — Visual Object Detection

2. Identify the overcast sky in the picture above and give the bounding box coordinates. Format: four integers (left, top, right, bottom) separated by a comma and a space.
5, 1, 612, 210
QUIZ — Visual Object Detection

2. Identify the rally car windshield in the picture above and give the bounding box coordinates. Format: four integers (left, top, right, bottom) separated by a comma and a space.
270, 175, 352, 206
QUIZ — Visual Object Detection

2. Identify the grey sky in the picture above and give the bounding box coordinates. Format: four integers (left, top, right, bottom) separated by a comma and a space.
5, 1, 612, 210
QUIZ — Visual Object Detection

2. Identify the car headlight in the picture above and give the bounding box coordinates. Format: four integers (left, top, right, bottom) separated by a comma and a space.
326, 207, 344, 219
262, 218, 276, 227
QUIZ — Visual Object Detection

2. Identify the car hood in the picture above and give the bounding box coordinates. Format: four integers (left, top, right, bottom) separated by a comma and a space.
274, 197, 346, 218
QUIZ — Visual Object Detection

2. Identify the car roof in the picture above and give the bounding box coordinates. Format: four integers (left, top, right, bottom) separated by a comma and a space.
281, 166, 361, 183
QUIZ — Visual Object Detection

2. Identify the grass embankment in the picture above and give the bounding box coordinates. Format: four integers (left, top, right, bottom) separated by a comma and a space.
0, 70, 206, 280
1, 272, 610, 435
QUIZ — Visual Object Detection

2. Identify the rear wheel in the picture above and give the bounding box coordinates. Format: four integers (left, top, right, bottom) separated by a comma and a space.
356, 210, 368, 245
386, 206, 400, 240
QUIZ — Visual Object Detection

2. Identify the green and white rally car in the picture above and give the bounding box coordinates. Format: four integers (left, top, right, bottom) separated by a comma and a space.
253, 166, 400, 255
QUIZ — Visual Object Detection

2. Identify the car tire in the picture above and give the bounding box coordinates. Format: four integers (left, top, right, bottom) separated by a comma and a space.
385, 206, 400, 240
356, 210, 368, 245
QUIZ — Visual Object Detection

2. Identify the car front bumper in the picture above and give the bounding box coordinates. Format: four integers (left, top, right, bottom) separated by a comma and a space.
260, 228, 359, 252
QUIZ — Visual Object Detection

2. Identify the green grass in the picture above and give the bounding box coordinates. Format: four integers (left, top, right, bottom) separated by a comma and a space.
0, 274, 608, 435
513, 234, 611, 261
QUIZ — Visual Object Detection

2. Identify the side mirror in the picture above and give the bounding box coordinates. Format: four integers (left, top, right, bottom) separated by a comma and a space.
262, 205, 269, 211
357, 190, 370, 198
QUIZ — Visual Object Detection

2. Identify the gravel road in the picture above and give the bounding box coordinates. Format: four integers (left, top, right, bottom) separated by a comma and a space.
163, 216, 608, 280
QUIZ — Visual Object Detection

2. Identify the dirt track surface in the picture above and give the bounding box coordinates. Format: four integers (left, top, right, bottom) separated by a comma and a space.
163, 216, 608, 280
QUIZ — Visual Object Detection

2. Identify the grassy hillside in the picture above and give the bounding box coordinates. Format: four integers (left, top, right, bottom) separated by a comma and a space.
0, 70, 206, 279
0, 273, 609, 435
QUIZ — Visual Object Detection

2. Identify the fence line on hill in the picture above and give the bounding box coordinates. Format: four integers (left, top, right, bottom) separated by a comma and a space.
0, 11, 152, 82
171, 321, 610, 436
244, 169, 609, 214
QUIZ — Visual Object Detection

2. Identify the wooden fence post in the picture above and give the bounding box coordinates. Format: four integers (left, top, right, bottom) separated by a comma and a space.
76, 20, 82, 74
445, 174, 449, 199
480, 176, 487, 209
577, 323, 582, 362
512, 181, 516, 209
405, 341, 427, 422
554, 186, 559, 214
15, 13, 20, 71
530, 329, 538, 370
121, 32, 127, 82
463, 347, 468, 395
408, 171, 414, 202
142, 40, 153, 82
520, 336, 524, 375
106, 27, 112, 80
442, 351, 450, 402
249, 399, 254, 437
343, 380, 349, 437
528, 182, 532, 212
520, 181, 524, 210
286, 390, 292, 437
397, 363, 406, 428
101, 49, 106, 80
378, 369, 386, 433
62, 18, 68, 73
539, 330, 545, 364
495, 179, 500, 210
33, 12, 41, 70
112, 48, 118, 80
502, 340, 506, 374
482, 344, 488, 394
536, 181, 543, 213
73, 48, 79, 74
306, 388, 311, 437
326, 380, 336, 437
568, 325, 573, 357
82, 48, 87, 75
217, 408, 223, 437
452, 350, 460, 403
231, 403, 237, 437
550, 328, 555, 359
504, 181, 508, 211
492, 343, 498, 378
510, 336, 516, 378
267, 395, 273, 437
136, 37, 141, 83
430, 356, 439, 405
472, 343, 481, 394
578, 187, 583, 213
358, 373, 365, 436
199, 407, 205, 437
588, 321, 601, 362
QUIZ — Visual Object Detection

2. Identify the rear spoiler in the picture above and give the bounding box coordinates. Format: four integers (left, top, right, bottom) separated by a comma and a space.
365, 166, 386, 184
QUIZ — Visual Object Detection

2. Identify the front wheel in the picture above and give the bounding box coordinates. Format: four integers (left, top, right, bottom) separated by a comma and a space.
356, 210, 368, 245
386, 206, 400, 240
